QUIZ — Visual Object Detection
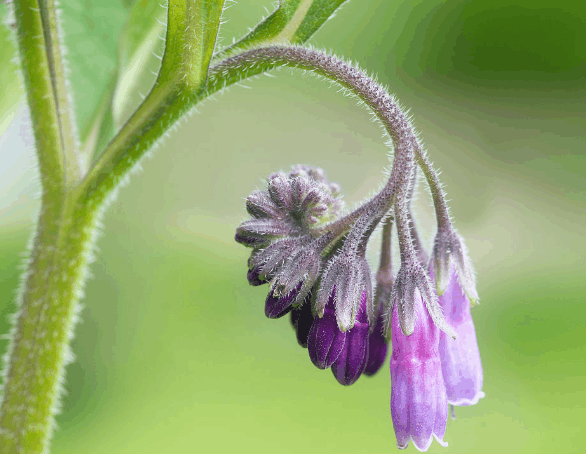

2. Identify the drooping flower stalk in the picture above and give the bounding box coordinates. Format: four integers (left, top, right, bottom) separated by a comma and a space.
228, 45, 483, 450
226, 46, 453, 336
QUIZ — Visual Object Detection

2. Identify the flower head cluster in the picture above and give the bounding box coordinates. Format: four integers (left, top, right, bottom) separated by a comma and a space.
235, 159, 484, 451
236, 165, 389, 384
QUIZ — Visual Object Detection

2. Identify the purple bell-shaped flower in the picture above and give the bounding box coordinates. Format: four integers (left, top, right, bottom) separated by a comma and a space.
390, 289, 448, 452
438, 268, 485, 406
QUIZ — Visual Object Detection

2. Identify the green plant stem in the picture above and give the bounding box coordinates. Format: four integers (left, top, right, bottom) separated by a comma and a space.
0, 2, 85, 450
38, 0, 81, 183
0, 195, 96, 454
0, 2, 225, 453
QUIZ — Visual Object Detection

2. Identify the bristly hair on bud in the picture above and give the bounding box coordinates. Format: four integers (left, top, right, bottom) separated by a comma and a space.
432, 226, 479, 306
316, 214, 376, 332
385, 262, 457, 340
236, 164, 344, 249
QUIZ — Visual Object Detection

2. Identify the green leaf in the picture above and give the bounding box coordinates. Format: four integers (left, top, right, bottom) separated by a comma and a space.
112, 1, 165, 128
79, 1, 165, 159
59, 1, 127, 140
0, 4, 23, 137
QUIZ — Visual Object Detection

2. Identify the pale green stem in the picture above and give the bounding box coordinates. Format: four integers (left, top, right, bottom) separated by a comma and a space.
38, 0, 81, 184
0, 2, 225, 453
0, 1, 84, 451
0, 195, 96, 453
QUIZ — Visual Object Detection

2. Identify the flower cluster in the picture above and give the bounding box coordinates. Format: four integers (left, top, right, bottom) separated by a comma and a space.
235, 162, 484, 451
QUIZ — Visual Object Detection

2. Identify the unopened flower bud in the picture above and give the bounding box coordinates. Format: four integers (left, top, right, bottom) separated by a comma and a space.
331, 290, 370, 385
308, 288, 346, 369
317, 253, 371, 332
248, 237, 302, 284
364, 306, 389, 376
265, 281, 303, 319
290, 295, 314, 348
246, 190, 282, 220
235, 219, 293, 247
247, 267, 265, 286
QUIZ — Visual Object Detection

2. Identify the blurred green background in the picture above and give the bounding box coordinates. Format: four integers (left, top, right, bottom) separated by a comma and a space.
1, 0, 585, 453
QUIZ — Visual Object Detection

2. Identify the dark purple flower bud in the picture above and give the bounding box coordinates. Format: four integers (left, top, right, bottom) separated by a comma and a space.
432, 227, 478, 305
290, 294, 314, 348
331, 290, 370, 385
364, 308, 389, 376
265, 281, 303, 319
434, 267, 484, 406
235, 219, 293, 247
390, 289, 448, 452
308, 288, 347, 369
247, 267, 265, 286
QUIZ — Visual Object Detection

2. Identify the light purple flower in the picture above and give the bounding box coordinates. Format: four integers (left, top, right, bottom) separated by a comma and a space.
390, 289, 448, 452
438, 268, 485, 406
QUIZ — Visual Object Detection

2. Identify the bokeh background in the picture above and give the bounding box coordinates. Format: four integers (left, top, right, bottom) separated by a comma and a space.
1, 0, 585, 453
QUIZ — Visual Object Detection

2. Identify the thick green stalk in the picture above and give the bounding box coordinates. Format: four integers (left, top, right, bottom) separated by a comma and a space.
0, 195, 96, 453
0, 2, 226, 452
0, 1, 84, 452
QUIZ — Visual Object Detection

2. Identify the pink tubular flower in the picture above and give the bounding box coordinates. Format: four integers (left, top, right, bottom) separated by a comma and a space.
390, 290, 448, 452
438, 268, 485, 406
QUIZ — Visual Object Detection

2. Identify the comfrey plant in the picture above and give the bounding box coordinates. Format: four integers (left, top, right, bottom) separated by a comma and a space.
0, 1, 483, 453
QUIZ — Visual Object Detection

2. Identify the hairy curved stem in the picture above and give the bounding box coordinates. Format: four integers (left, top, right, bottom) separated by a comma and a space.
208, 46, 421, 235
415, 145, 453, 230
407, 167, 428, 265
